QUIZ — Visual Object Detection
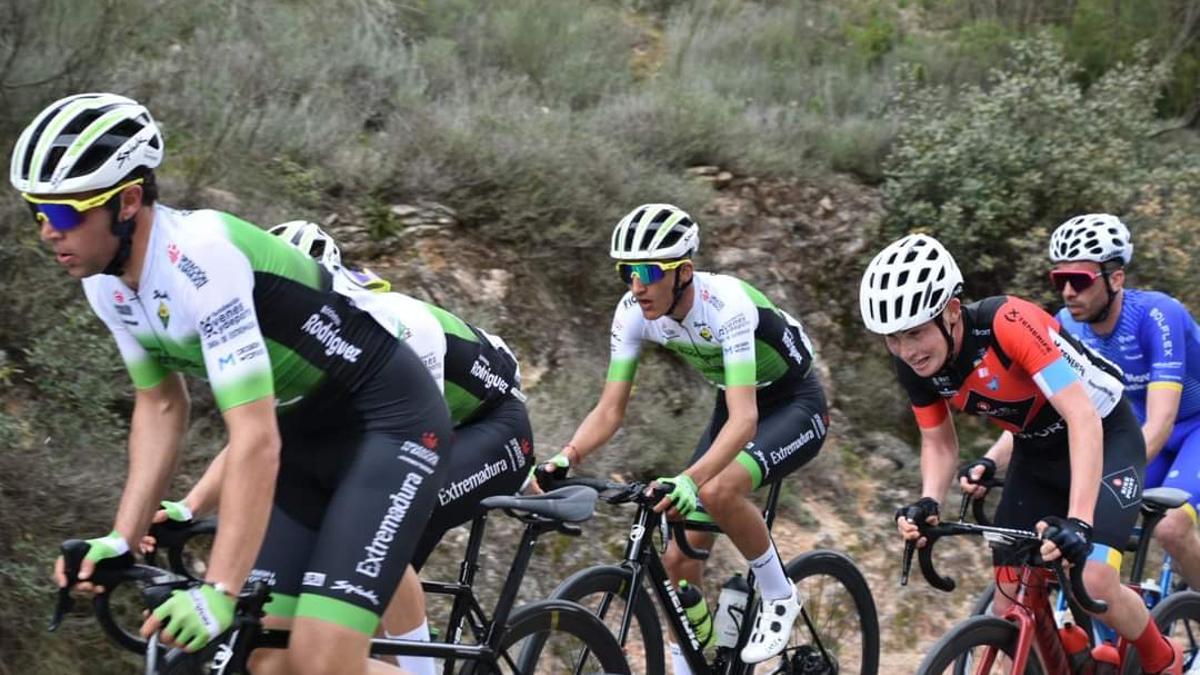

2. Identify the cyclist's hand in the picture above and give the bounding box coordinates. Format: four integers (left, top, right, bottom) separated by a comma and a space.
895, 497, 939, 547
651, 474, 699, 518
957, 457, 997, 499
141, 583, 235, 652
535, 450, 572, 489
520, 463, 544, 495
140, 499, 194, 554
54, 530, 129, 594
1037, 516, 1093, 567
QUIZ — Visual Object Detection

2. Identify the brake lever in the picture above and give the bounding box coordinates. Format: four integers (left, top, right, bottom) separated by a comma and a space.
49, 539, 90, 631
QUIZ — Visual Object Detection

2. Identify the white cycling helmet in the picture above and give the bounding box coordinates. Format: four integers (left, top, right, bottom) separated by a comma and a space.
860, 234, 964, 335
269, 220, 342, 270
11, 92, 164, 194
1048, 213, 1133, 266
610, 203, 700, 260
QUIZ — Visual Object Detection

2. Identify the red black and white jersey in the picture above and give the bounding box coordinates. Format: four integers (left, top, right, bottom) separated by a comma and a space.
896, 296, 1124, 438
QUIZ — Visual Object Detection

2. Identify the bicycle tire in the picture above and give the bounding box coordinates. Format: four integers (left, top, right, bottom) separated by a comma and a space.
1121, 589, 1200, 675
463, 599, 631, 674
917, 615, 1044, 675
751, 549, 878, 675
537, 564, 665, 675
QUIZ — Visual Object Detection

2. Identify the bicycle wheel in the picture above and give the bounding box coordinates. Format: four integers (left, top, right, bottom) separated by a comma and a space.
470, 599, 630, 674
539, 564, 665, 675
917, 615, 1043, 675
755, 549, 879, 675
1121, 589, 1200, 675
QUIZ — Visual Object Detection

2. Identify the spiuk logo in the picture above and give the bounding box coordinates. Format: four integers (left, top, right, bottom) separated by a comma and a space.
421, 432, 439, 449
167, 243, 180, 264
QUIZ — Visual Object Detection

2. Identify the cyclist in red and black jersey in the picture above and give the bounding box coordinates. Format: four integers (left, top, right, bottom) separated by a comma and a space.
860, 234, 1182, 674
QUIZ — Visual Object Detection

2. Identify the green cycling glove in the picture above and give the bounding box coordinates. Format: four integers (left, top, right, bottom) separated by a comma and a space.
655, 474, 699, 516
160, 499, 194, 522
84, 530, 130, 563
152, 583, 235, 651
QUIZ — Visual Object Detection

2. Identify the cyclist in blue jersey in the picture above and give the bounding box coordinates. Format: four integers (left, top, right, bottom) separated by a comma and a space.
965, 214, 1200, 589
15, 93, 449, 675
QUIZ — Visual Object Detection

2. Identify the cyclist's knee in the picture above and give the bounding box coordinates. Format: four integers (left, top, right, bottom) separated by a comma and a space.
1155, 507, 1197, 552
1081, 558, 1122, 600
286, 618, 374, 674
381, 566, 425, 636
697, 472, 749, 512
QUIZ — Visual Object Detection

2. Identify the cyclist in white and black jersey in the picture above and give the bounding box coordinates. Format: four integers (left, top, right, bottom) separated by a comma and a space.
542, 204, 828, 668
16, 93, 451, 675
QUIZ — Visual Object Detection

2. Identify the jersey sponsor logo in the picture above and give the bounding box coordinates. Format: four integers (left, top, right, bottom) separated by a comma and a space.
217, 353, 236, 370
1012, 312, 1054, 356
331, 579, 381, 607
236, 341, 266, 362
699, 325, 715, 342
402, 439, 440, 466
701, 288, 724, 310
469, 356, 512, 395
781, 327, 807, 367
301, 572, 326, 587
355, 472, 425, 579
247, 568, 277, 587
1015, 419, 1066, 440
301, 309, 364, 362
769, 427, 818, 465
166, 243, 209, 289
115, 303, 134, 316
1102, 466, 1141, 509
157, 301, 170, 329
718, 315, 750, 339
963, 390, 1035, 427
622, 295, 638, 309
153, 290, 169, 301
113, 290, 125, 304
1149, 307, 1174, 358
986, 376, 1000, 391
200, 298, 255, 346
437, 458, 509, 506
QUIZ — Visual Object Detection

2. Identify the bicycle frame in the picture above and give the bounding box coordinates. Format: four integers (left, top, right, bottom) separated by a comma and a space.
601, 480, 787, 675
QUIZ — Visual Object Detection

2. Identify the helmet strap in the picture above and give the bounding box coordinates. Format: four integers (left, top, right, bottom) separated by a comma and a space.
934, 310, 958, 372
666, 268, 693, 319
101, 197, 136, 277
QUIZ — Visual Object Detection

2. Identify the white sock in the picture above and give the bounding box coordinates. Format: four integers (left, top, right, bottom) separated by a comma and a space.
669, 641, 694, 675
385, 619, 436, 675
749, 545, 793, 601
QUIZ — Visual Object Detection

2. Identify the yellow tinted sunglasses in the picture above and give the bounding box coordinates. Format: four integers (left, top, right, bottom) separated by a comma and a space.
23, 178, 144, 231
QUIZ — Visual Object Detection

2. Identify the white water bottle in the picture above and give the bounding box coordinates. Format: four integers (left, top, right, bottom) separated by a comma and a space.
713, 573, 750, 649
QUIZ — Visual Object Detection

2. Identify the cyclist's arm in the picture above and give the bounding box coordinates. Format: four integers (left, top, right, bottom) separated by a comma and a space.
179, 446, 228, 518
565, 379, 633, 463
1144, 386, 1182, 462
983, 431, 1013, 471
917, 411, 960, 504
111, 372, 191, 546
1047, 381, 1102, 524
205, 397, 279, 591
685, 385, 756, 486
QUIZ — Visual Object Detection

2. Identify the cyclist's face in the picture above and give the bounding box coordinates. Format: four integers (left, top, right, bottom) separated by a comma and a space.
884, 305, 959, 377
1053, 261, 1121, 322
37, 196, 120, 279
628, 264, 691, 320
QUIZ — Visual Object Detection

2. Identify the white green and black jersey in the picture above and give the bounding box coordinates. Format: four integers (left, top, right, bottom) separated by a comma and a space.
82, 204, 398, 412
607, 272, 816, 390
331, 269, 522, 425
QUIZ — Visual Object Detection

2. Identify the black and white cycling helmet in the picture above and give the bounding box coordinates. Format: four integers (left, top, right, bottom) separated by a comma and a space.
1048, 213, 1133, 266
860, 234, 964, 335
269, 220, 342, 270
10, 92, 163, 194
610, 203, 700, 260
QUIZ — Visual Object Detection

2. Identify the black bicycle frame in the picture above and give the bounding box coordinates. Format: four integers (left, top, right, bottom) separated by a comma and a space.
603, 481, 785, 674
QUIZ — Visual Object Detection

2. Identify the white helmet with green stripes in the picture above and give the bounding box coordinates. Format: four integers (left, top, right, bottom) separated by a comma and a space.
10, 92, 164, 195
610, 203, 700, 260
269, 220, 342, 270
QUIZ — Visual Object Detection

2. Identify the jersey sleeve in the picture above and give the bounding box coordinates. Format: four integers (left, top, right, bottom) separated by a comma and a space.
82, 279, 170, 389
716, 287, 760, 387
606, 294, 644, 382
1144, 298, 1188, 393
894, 357, 950, 428
188, 239, 275, 411
399, 298, 447, 394
992, 297, 1078, 399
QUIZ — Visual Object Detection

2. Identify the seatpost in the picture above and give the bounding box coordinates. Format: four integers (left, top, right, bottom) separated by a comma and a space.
1129, 510, 1167, 585
459, 514, 490, 587
484, 519, 546, 639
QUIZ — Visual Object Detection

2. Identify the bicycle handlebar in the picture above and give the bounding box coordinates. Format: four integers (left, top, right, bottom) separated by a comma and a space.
900, 519, 1108, 614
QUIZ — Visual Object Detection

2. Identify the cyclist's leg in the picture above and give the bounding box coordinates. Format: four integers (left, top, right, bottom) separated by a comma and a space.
378, 397, 532, 670
1153, 415, 1200, 587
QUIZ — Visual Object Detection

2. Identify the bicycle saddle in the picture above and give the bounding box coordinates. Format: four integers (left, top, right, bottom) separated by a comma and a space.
481, 485, 597, 523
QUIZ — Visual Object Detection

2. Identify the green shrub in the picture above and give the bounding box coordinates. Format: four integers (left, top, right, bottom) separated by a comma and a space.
881, 36, 1171, 298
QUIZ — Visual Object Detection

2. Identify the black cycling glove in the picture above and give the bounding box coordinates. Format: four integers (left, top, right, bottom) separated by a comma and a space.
896, 496, 940, 525
957, 457, 997, 484
1040, 516, 1093, 566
